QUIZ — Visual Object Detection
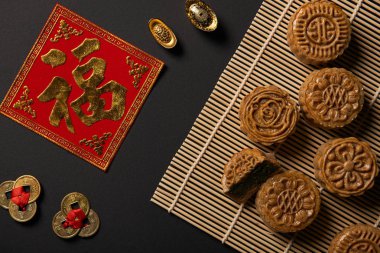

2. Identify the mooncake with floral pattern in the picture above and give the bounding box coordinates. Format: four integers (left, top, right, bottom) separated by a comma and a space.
314, 137, 378, 197
239, 86, 299, 146
256, 170, 321, 233
299, 68, 363, 129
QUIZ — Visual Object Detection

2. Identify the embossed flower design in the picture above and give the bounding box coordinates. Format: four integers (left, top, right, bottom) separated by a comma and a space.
266, 177, 316, 228
300, 68, 364, 129
324, 142, 374, 192
240, 86, 299, 145
308, 72, 361, 122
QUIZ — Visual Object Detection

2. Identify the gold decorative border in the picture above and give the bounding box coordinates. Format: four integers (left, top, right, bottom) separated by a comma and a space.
0, 4, 164, 171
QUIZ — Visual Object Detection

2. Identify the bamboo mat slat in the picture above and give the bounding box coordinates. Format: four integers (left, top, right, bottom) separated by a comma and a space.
152, 0, 380, 252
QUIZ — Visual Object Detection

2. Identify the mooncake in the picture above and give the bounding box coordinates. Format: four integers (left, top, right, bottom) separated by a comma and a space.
328, 224, 380, 253
256, 170, 321, 233
287, 0, 351, 65
299, 68, 364, 129
314, 137, 378, 197
221, 148, 280, 204
239, 86, 299, 146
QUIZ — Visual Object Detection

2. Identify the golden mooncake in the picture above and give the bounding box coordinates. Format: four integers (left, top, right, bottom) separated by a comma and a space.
314, 137, 378, 197
328, 224, 380, 253
221, 148, 280, 204
287, 0, 351, 65
299, 68, 364, 129
256, 170, 321, 233
239, 86, 299, 146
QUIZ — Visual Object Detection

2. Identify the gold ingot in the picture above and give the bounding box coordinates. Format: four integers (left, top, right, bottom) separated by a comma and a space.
78, 209, 100, 238
148, 18, 177, 49
185, 0, 218, 32
52, 211, 80, 239
61, 192, 90, 216
8, 201, 37, 222
14, 175, 41, 203
0, 181, 14, 209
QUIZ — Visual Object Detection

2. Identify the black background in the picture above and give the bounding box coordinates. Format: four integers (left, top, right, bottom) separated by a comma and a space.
0, 1, 262, 252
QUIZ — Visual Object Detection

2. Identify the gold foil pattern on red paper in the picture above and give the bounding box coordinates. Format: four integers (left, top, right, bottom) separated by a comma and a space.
38, 77, 74, 133
13, 86, 36, 118
80, 132, 112, 155
50, 19, 83, 43
72, 38, 100, 62
41, 49, 66, 67
126, 56, 149, 88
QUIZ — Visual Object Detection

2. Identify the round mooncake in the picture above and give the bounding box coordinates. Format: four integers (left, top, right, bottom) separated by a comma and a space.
314, 137, 378, 197
221, 148, 280, 203
239, 86, 299, 146
256, 170, 321, 233
328, 224, 380, 253
299, 68, 364, 129
287, 0, 351, 65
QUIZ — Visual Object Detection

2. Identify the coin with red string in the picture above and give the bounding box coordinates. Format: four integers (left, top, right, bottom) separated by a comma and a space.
0, 175, 41, 222
53, 192, 100, 239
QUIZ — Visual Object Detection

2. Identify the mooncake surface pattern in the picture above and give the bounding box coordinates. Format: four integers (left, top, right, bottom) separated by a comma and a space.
299, 68, 364, 129
221, 148, 280, 203
256, 170, 321, 233
328, 224, 380, 253
314, 137, 378, 197
287, 0, 351, 65
239, 86, 299, 146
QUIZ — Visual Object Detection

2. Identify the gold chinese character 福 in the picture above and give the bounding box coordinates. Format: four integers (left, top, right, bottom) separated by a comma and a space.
39, 38, 127, 133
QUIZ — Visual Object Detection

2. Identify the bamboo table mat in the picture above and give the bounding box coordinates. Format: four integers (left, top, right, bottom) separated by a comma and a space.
151, 0, 380, 252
